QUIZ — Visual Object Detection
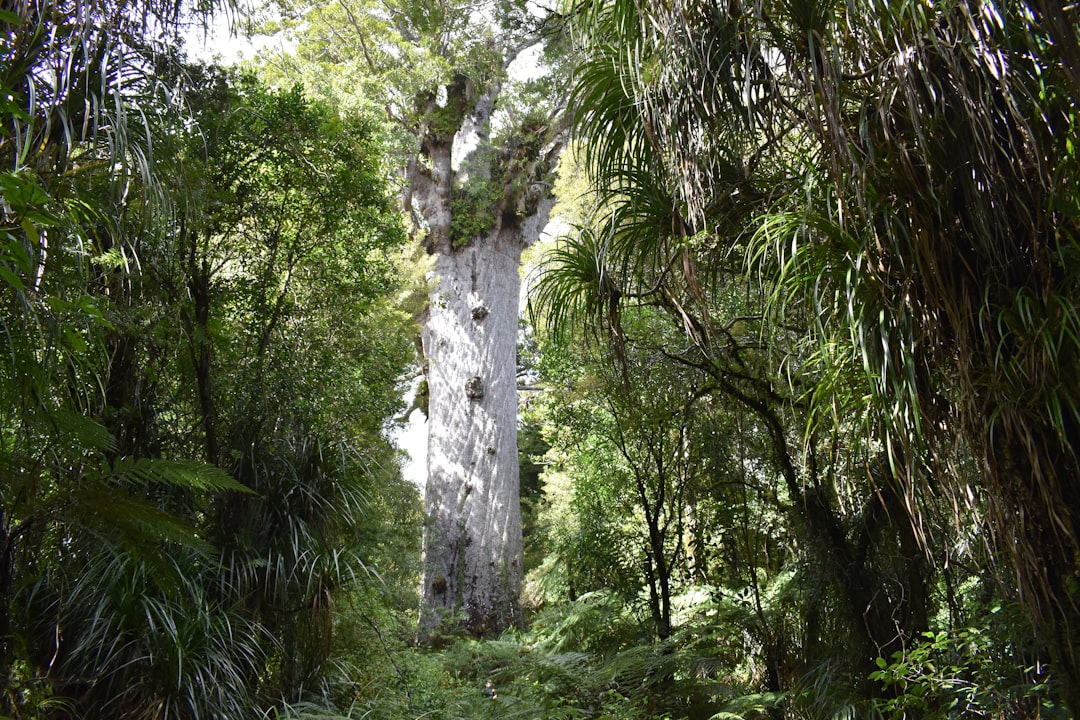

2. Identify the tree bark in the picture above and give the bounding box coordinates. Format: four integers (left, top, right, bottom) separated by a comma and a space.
419, 228, 526, 637
410, 70, 560, 639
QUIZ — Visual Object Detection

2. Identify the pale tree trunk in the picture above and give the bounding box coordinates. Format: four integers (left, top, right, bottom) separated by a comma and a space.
420, 229, 525, 637
408, 69, 560, 639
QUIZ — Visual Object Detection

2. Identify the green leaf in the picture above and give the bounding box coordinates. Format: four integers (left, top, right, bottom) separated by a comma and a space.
51, 410, 117, 452
0, 170, 52, 212
19, 217, 38, 246
0, 263, 24, 291
110, 457, 258, 495
69, 484, 215, 559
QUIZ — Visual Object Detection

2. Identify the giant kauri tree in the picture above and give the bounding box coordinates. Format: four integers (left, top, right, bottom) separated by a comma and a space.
255, 0, 567, 637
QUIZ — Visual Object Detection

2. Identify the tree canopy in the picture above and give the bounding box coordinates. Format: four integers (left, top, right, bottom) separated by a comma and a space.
2, 2, 415, 715
5, 0, 1080, 717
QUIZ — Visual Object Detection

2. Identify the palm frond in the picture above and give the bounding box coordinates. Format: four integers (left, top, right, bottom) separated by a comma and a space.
528, 225, 621, 343
111, 456, 257, 495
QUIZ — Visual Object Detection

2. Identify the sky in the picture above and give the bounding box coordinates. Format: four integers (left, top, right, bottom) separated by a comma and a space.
181, 11, 280, 64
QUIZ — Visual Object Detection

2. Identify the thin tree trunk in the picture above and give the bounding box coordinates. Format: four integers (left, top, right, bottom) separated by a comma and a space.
181, 220, 218, 466
0, 520, 12, 700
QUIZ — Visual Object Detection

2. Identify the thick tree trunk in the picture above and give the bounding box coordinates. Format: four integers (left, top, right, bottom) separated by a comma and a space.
418, 228, 525, 638
407, 61, 560, 639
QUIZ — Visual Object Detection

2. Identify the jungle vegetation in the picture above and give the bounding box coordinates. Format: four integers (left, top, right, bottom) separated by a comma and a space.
2, 0, 1079, 718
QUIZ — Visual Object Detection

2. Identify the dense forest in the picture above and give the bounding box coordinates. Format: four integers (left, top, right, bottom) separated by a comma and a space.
3, 0, 1080, 718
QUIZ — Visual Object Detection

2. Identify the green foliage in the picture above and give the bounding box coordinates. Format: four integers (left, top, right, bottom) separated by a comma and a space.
450, 174, 501, 245
0, 3, 415, 715
247, 0, 492, 142
870, 625, 1062, 719
448, 113, 561, 248
33, 545, 269, 718
161, 68, 414, 706
10, 0, 1080, 718
525, 0, 1080, 714
262, 586, 797, 720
